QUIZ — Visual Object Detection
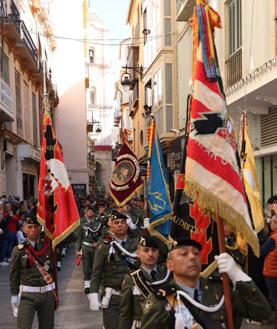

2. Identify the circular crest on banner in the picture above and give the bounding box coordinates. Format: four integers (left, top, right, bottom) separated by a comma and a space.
111, 154, 140, 191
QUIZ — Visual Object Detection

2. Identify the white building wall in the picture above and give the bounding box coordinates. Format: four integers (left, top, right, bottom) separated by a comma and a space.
51, 0, 89, 191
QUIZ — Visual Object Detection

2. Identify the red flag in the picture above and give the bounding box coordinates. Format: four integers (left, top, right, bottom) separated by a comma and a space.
109, 138, 143, 206
37, 109, 80, 249
184, 1, 259, 256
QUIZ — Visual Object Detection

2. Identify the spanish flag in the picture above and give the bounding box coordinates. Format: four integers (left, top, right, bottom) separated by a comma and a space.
240, 112, 264, 233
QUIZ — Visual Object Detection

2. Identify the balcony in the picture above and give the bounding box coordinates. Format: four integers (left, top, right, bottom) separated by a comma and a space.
17, 144, 41, 163
0, 78, 13, 122
176, 0, 195, 21
114, 108, 122, 127
1, 1, 42, 77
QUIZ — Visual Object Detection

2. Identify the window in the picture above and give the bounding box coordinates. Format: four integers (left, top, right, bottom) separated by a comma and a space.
143, 0, 161, 67
90, 87, 96, 105
32, 92, 38, 147
0, 51, 10, 85
228, 0, 241, 56
226, 0, 242, 87
23, 81, 31, 142
153, 69, 162, 110
15, 70, 23, 137
89, 48, 95, 63
165, 63, 173, 130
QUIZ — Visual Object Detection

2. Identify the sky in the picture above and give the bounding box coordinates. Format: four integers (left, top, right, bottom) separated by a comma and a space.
92, 0, 131, 73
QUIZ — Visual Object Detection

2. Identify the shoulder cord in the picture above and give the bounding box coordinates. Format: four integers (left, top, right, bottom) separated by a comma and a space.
177, 290, 224, 313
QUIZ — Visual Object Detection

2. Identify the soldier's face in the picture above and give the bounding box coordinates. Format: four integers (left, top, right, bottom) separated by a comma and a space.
137, 246, 159, 267
23, 224, 40, 241
86, 209, 94, 218
167, 246, 201, 280
109, 219, 128, 236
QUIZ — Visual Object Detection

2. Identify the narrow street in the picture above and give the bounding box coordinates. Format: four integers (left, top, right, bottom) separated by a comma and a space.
0, 246, 102, 329
0, 245, 274, 329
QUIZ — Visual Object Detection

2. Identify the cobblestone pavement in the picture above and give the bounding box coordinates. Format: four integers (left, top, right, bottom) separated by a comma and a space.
0, 245, 274, 328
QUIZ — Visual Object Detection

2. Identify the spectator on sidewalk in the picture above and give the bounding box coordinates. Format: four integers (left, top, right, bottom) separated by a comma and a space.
261, 209, 277, 328
0, 202, 9, 266
4, 202, 19, 261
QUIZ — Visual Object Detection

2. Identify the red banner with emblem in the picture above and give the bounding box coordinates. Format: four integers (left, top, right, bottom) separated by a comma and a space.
37, 108, 80, 250
109, 138, 143, 207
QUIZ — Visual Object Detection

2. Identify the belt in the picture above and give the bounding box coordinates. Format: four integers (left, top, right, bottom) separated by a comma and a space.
82, 242, 95, 247
20, 283, 56, 293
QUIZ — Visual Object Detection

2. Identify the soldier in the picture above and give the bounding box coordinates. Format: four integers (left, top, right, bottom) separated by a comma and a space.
141, 238, 272, 329
76, 205, 102, 294
9, 210, 57, 329
88, 212, 139, 329
119, 235, 168, 329
97, 201, 109, 234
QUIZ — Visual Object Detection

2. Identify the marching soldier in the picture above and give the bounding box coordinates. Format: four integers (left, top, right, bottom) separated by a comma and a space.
97, 201, 109, 234
76, 205, 102, 294
88, 212, 139, 329
141, 238, 272, 329
119, 235, 168, 329
10, 210, 57, 329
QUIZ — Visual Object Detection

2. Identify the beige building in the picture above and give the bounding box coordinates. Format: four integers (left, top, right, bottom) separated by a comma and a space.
0, 0, 57, 199
116, 0, 179, 181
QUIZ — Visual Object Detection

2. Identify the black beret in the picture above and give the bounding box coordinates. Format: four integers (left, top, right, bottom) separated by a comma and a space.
23, 210, 39, 225
139, 235, 159, 249
111, 211, 127, 221
170, 238, 202, 252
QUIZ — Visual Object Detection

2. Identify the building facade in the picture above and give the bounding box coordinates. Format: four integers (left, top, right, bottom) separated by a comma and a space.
51, 0, 89, 194
0, 0, 57, 199
175, 0, 277, 205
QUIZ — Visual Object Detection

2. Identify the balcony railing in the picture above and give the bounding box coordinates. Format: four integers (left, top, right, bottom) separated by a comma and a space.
226, 48, 242, 88
20, 20, 38, 64
8, 0, 21, 32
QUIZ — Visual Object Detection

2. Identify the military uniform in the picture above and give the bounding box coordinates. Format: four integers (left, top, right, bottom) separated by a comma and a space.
10, 236, 56, 329
76, 214, 102, 293
119, 264, 167, 329
90, 234, 139, 329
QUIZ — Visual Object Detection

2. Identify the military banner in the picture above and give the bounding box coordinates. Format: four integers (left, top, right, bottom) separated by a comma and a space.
184, 0, 259, 256
146, 117, 172, 243
37, 100, 80, 250
109, 137, 143, 206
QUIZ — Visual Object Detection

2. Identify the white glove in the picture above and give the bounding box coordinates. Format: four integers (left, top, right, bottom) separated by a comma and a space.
87, 293, 101, 311
215, 253, 251, 286
126, 216, 137, 230
142, 217, 150, 228
11, 295, 19, 317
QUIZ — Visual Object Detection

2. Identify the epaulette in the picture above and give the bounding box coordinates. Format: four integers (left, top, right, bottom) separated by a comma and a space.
154, 284, 177, 300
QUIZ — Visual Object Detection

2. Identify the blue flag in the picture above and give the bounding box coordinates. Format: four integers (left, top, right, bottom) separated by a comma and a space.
146, 120, 172, 242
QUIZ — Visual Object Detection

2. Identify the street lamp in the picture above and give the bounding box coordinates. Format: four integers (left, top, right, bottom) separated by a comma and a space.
120, 65, 144, 92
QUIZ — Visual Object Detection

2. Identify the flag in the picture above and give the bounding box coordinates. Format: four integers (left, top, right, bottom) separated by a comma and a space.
37, 99, 80, 250
109, 135, 143, 206
184, 0, 259, 256
146, 118, 172, 243
240, 112, 264, 233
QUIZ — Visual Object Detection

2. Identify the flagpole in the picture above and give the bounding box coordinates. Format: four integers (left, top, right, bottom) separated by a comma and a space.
216, 212, 234, 329
172, 94, 191, 222
42, 59, 60, 308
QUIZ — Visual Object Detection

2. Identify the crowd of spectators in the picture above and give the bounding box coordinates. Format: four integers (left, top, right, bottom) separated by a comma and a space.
0, 195, 35, 266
